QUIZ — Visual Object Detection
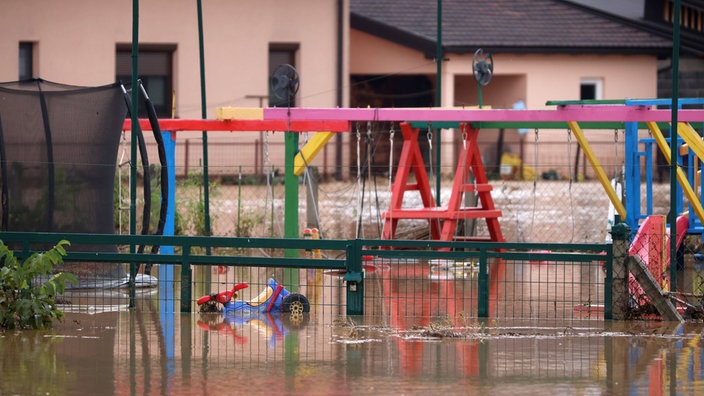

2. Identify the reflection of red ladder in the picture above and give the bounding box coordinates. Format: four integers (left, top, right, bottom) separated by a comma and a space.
382, 122, 504, 243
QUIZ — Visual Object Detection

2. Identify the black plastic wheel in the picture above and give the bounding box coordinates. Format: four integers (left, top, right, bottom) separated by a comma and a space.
282, 293, 310, 314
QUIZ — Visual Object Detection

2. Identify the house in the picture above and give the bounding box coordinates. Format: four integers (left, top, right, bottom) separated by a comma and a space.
349, 0, 676, 179
569, 0, 704, 99
0, 0, 690, 181
1, 0, 348, 178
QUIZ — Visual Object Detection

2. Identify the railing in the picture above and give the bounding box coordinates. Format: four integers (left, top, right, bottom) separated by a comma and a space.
0, 232, 612, 319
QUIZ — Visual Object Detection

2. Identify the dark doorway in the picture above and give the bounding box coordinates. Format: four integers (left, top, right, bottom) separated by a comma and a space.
349, 75, 434, 177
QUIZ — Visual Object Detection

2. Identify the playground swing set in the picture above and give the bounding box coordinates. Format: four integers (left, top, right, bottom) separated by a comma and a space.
115, 65, 704, 257
2, 60, 704, 317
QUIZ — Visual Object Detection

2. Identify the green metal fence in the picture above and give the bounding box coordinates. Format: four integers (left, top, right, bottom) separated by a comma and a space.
0, 232, 612, 320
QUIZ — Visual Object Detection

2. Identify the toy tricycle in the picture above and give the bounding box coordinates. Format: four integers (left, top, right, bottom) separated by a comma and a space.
197, 278, 310, 316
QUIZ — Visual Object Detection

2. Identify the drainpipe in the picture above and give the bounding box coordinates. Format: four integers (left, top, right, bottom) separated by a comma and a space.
435, 0, 442, 205
335, 0, 344, 180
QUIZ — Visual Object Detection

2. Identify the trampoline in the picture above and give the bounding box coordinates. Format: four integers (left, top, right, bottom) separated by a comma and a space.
0, 78, 166, 287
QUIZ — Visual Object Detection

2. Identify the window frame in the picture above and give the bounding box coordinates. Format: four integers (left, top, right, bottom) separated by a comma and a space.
268, 43, 299, 107
19, 42, 35, 81
580, 78, 603, 101
115, 44, 176, 118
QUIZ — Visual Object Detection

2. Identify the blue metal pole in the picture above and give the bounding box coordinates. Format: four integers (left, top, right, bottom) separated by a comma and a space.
160, 131, 176, 305
159, 130, 176, 379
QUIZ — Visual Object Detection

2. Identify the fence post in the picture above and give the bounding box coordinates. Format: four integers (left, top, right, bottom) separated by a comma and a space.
180, 245, 193, 313
344, 239, 364, 315
478, 247, 489, 317
610, 220, 631, 320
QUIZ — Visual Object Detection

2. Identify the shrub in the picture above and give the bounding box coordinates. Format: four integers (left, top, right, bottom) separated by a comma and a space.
0, 240, 76, 330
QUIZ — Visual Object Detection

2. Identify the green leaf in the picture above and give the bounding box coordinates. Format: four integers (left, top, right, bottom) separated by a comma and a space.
0, 241, 72, 330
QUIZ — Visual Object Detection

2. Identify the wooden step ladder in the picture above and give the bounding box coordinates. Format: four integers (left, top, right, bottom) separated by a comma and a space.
381, 122, 504, 244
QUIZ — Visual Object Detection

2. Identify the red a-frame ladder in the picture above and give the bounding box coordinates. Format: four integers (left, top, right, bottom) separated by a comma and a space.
381, 122, 504, 243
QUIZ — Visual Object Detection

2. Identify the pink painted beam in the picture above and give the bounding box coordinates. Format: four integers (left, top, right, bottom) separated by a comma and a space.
122, 118, 350, 132
264, 106, 704, 123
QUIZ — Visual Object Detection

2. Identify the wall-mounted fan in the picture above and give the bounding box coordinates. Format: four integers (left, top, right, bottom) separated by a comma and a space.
270, 64, 300, 107
472, 49, 494, 87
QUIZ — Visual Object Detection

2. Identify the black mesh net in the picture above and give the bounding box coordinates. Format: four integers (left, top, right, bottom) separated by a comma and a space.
0, 79, 127, 281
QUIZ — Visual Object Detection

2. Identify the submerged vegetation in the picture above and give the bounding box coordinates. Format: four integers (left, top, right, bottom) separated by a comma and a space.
0, 240, 76, 330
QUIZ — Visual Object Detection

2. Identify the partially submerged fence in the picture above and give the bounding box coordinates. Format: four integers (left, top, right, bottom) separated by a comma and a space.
0, 232, 612, 320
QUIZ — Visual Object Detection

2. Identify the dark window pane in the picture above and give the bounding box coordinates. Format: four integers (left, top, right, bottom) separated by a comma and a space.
580, 83, 596, 100
268, 44, 298, 107
19, 42, 33, 80
116, 47, 173, 118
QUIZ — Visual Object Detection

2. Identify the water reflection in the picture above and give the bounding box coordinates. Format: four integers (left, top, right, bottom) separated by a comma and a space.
1, 299, 704, 395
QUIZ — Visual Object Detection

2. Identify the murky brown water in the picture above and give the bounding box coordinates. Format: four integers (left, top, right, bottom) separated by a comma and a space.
2, 294, 703, 396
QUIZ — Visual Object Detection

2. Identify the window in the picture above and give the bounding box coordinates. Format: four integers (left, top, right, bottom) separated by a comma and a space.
268, 43, 299, 107
116, 44, 175, 118
19, 42, 34, 80
580, 78, 603, 101
663, 0, 703, 32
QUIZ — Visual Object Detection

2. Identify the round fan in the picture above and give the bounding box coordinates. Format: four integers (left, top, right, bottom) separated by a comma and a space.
472, 49, 494, 86
270, 64, 300, 106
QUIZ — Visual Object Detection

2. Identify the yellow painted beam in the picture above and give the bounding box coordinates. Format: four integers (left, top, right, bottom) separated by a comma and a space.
567, 121, 626, 219
294, 131, 335, 176
678, 122, 704, 161
646, 121, 704, 224
215, 107, 263, 120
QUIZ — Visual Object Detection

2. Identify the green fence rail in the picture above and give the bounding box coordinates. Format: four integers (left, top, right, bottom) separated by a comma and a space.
0, 232, 612, 319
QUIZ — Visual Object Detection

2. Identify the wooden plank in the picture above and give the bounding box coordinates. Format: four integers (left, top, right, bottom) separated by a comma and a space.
647, 122, 704, 226
264, 107, 704, 123
293, 131, 335, 176
627, 255, 683, 322
568, 121, 627, 220
462, 184, 493, 193
383, 208, 501, 220
123, 118, 350, 132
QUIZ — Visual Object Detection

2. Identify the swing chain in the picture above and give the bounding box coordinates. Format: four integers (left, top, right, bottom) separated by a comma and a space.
462, 124, 468, 149
355, 122, 362, 238
388, 123, 395, 188
533, 128, 539, 189
355, 123, 362, 177
567, 128, 573, 186
614, 129, 620, 179
427, 128, 433, 150
264, 130, 271, 176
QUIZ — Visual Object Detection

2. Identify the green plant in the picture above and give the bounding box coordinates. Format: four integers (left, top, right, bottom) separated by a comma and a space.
237, 210, 263, 238
177, 170, 220, 236
0, 240, 77, 330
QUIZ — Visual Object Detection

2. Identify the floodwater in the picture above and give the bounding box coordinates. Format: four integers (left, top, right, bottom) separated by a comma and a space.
2, 296, 704, 396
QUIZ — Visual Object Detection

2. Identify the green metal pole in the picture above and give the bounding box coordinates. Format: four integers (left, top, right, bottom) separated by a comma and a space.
284, 131, 299, 290
434, 0, 442, 206
477, 248, 488, 317
344, 239, 364, 315
196, 0, 212, 244
478, 84, 483, 108
194, 0, 209, 311
129, 0, 139, 308
670, 0, 681, 291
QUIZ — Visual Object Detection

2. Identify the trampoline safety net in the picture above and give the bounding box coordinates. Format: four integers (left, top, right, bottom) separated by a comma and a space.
0, 79, 127, 281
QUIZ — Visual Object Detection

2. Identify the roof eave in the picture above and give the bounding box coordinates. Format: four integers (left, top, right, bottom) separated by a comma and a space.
559, 0, 704, 56
444, 45, 672, 57
351, 13, 437, 56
